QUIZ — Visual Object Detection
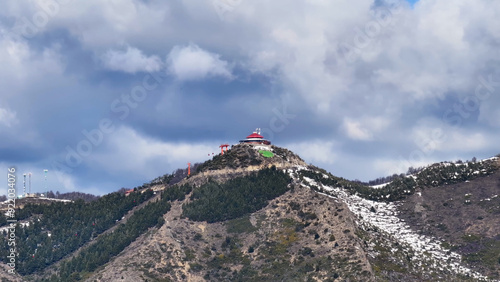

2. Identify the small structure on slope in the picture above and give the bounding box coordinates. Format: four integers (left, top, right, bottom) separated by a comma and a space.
219, 144, 229, 155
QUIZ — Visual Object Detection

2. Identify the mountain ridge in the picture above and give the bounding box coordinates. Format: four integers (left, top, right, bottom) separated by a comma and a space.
0, 145, 499, 281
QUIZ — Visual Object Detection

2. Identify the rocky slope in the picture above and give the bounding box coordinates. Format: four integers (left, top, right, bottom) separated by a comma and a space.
397, 168, 500, 279
87, 145, 371, 281
1, 145, 499, 281
86, 146, 500, 281
88, 172, 372, 281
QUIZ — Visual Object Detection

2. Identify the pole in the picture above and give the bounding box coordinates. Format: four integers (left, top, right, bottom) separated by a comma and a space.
23, 174, 26, 197
44, 169, 48, 193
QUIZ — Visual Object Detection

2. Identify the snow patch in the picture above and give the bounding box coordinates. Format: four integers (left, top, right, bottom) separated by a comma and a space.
370, 182, 391, 189
293, 168, 489, 281
253, 145, 273, 151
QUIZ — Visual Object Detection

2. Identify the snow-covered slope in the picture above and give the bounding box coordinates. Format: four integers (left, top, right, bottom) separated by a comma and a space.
289, 167, 491, 281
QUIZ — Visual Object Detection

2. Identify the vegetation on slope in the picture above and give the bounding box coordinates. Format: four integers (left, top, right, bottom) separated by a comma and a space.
183, 166, 291, 223
0, 147, 290, 279
1, 146, 496, 280
42, 182, 192, 281
463, 235, 500, 276
194, 144, 304, 174
195, 145, 263, 173
0, 190, 156, 275
140, 182, 370, 282
301, 158, 498, 202
45, 191, 99, 202
54, 195, 174, 281
53, 167, 291, 280
380, 159, 498, 201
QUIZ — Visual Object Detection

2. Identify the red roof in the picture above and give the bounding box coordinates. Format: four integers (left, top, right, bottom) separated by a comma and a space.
246, 133, 264, 139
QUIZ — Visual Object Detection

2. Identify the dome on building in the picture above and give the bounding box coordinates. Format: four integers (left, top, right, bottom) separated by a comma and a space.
246, 132, 264, 139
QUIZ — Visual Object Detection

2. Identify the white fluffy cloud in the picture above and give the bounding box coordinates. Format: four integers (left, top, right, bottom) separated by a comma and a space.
101, 46, 162, 73
167, 43, 233, 81
0, 107, 18, 127
286, 141, 338, 165
342, 117, 390, 141
88, 126, 215, 179
343, 119, 373, 141
0, 33, 64, 89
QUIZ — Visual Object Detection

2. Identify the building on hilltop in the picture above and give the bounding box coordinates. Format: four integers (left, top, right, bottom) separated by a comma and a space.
239, 128, 271, 145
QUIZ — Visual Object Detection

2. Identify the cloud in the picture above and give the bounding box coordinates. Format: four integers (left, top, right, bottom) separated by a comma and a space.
477, 74, 500, 127
437, 131, 490, 153
0, 34, 64, 88
2, 0, 500, 193
372, 157, 437, 177
408, 117, 496, 154
343, 119, 373, 141
52, 170, 78, 192
0, 108, 18, 127
166, 43, 233, 81
101, 46, 162, 73
286, 141, 338, 165
342, 117, 390, 141
87, 126, 215, 179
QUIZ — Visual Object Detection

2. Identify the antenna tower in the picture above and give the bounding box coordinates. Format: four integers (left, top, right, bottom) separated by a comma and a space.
29, 173, 32, 195
23, 174, 26, 197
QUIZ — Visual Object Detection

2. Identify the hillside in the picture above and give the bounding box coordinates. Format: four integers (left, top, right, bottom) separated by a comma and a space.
397, 167, 500, 278
87, 169, 372, 281
0, 144, 499, 281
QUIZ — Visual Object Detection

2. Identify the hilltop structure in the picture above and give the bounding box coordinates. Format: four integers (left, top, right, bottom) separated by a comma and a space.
239, 128, 271, 145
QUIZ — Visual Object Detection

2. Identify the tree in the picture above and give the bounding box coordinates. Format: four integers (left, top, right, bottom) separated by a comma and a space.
182, 168, 291, 223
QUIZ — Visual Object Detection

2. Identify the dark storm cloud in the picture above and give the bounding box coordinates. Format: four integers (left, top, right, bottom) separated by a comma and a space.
1, 0, 499, 195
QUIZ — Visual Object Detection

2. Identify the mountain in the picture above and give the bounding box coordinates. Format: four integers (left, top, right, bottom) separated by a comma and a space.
0, 144, 499, 281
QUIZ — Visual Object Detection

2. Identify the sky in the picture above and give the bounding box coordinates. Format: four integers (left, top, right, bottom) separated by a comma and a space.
1, 0, 499, 195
